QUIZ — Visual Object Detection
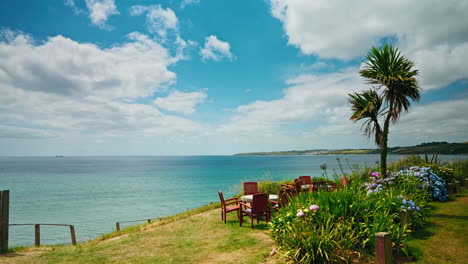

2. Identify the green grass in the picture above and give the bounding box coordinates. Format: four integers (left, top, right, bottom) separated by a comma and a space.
405, 190, 468, 263
0, 204, 276, 264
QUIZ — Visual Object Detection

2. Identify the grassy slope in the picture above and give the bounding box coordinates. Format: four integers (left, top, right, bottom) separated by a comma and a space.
2, 192, 466, 264
406, 190, 468, 264
0, 204, 276, 264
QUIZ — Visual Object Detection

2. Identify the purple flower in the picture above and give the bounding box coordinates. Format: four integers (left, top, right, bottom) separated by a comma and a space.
309, 205, 319, 211
296, 211, 305, 217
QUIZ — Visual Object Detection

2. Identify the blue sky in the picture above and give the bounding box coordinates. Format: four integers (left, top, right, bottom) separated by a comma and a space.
0, 0, 467, 156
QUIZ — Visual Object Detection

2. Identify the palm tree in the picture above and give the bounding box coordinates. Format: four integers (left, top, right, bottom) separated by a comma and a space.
357, 44, 420, 176
348, 89, 384, 147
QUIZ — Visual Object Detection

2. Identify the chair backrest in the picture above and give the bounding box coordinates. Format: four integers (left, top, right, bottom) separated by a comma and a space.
284, 187, 296, 197
278, 189, 290, 207
298, 176, 311, 185
251, 193, 269, 213
294, 179, 302, 193
243, 182, 259, 195
218, 190, 226, 207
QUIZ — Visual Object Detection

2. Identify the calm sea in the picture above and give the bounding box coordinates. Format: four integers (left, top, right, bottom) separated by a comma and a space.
0, 155, 466, 246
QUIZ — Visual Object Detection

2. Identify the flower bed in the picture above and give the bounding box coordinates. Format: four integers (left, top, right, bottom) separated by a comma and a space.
269, 165, 448, 263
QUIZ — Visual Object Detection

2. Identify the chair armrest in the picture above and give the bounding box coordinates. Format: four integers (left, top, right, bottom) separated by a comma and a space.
225, 200, 239, 206
270, 200, 279, 205
225, 197, 238, 202
239, 202, 251, 209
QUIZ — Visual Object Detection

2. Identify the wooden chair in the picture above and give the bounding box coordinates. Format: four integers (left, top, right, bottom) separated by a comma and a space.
298, 176, 312, 185
294, 179, 302, 193
243, 182, 259, 195
271, 189, 290, 211
239, 193, 271, 229
217, 190, 240, 224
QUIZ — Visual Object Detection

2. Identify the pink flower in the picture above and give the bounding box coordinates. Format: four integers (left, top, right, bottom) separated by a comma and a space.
309, 205, 319, 211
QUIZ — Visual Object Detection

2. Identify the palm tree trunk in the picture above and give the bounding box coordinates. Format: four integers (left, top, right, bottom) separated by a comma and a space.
380, 106, 393, 177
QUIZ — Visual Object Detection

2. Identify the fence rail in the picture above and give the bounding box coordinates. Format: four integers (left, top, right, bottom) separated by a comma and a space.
115, 217, 164, 231
9, 224, 76, 246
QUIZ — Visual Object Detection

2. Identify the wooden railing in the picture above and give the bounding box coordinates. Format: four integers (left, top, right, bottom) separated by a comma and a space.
115, 217, 164, 231
9, 224, 76, 246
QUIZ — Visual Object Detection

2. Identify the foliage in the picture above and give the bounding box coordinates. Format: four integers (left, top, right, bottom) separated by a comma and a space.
445, 159, 468, 184
428, 164, 454, 184
388, 155, 426, 170
268, 161, 458, 263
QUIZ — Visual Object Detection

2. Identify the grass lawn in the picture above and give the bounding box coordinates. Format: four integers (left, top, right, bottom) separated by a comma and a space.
0, 204, 277, 264
405, 190, 468, 264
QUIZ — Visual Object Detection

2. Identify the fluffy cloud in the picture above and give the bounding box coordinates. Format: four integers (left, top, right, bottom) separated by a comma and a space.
269, 0, 468, 90
391, 99, 468, 144
220, 68, 363, 133
411, 43, 468, 90
85, 0, 119, 27
130, 5, 178, 40
0, 31, 176, 100
220, 67, 468, 148
0, 31, 208, 141
153, 90, 207, 115
181, 0, 200, 9
200, 35, 233, 62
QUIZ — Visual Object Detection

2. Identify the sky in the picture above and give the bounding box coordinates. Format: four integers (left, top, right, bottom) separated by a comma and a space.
0, 0, 467, 156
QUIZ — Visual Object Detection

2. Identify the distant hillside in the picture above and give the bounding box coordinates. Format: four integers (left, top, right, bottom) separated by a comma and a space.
234, 142, 468, 155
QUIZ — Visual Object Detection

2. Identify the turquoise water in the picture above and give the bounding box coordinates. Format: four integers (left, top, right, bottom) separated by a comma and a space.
0, 155, 466, 246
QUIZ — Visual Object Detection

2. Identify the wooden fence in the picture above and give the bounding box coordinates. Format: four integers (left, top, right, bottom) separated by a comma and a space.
115, 217, 163, 231
9, 224, 76, 246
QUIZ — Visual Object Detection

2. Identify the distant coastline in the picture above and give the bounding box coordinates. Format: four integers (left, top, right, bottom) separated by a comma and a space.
234, 142, 468, 156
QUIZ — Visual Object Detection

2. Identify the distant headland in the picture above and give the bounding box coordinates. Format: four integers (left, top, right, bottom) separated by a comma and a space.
234, 141, 468, 156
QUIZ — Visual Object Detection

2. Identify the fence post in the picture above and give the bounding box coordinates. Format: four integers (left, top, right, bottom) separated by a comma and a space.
375, 232, 392, 264
400, 209, 411, 230
35, 224, 41, 246
116, 222, 120, 231
69, 225, 77, 245
447, 183, 454, 196
0, 190, 10, 253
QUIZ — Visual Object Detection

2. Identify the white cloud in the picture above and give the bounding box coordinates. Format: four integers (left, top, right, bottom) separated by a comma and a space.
85, 0, 119, 27
269, 0, 468, 90
411, 43, 468, 91
219, 68, 363, 133
65, 0, 85, 15
153, 90, 207, 115
391, 99, 468, 144
200, 35, 233, 62
181, 0, 200, 9
0, 31, 209, 142
219, 67, 468, 149
130, 5, 178, 40
0, 31, 176, 101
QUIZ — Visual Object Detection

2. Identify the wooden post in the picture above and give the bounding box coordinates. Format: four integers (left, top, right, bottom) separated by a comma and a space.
375, 232, 392, 264
35, 224, 40, 246
0, 190, 10, 253
116, 222, 120, 231
400, 209, 411, 230
447, 183, 454, 196
455, 181, 461, 194
69, 225, 77, 245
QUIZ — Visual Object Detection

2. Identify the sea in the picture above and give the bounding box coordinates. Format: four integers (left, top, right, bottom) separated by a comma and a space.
0, 154, 466, 247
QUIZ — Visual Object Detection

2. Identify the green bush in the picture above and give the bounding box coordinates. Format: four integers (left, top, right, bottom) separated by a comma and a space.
445, 159, 468, 184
